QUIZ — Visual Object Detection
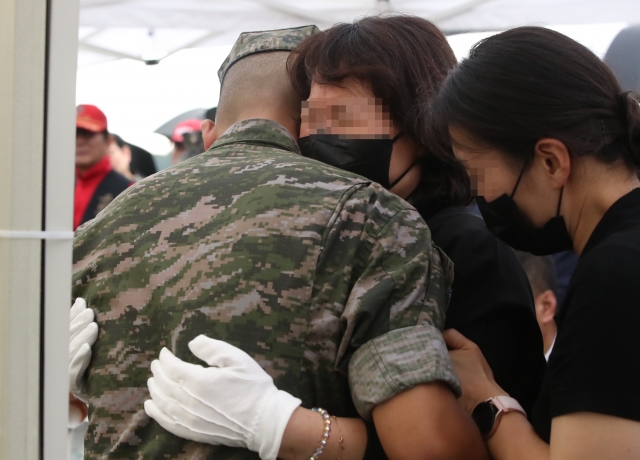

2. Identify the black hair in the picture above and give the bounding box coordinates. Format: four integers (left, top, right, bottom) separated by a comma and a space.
288, 15, 471, 207
112, 134, 127, 149
129, 144, 157, 178
431, 26, 640, 174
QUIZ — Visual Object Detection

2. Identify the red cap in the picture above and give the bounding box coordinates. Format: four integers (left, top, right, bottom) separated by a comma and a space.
76, 104, 108, 133
171, 119, 202, 142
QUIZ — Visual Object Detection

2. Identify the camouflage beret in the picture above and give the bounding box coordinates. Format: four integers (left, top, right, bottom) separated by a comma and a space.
218, 25, 320, 84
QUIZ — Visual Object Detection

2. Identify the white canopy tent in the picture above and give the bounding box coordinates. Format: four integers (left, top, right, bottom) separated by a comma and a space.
76, 22, 629, 151
75, 1, 639, 151
76, 0, 640, 67
1, 1, 639, 460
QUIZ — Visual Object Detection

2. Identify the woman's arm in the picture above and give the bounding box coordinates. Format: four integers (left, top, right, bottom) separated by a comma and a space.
278, 409, 366, 460
444, 329, 640, 460
485, 411, 549, 460
280, 397, 640, 460
550, 413, 640, 460
147, 335, 489, 460
279, 382, 489, 460
485, 411, 640, 460
373, 382, 489, 460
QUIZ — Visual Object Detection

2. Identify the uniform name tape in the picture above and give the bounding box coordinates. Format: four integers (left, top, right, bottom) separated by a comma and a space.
0, 230, 74, 240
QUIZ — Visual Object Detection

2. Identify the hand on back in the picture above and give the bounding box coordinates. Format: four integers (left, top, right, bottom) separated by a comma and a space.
144, 335, 301, 460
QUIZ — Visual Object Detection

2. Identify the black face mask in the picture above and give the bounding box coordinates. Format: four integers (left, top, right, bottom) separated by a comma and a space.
475, 162, 574, 256
298, 133, 415, 190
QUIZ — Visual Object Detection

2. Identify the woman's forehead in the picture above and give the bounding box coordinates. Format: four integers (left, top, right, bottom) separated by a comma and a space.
302, 98, 384, 111
309, 79, 374, 99
449, 126, 498, 159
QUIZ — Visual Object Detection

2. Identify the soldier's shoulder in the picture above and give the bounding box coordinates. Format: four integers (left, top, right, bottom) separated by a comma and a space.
354, 183, 426, 222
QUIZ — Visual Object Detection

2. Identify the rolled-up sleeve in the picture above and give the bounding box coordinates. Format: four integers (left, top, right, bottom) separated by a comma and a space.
348, 324, 461, 420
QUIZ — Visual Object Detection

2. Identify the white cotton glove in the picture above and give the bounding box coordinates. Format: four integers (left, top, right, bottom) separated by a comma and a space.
144, 335, 302, 460
69, 298, 98, 402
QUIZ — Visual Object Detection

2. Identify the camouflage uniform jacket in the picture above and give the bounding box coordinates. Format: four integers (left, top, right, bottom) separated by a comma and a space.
72, 118, 459, 459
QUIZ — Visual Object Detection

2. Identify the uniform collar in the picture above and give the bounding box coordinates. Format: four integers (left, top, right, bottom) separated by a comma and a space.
582, 187, 640, 256
210, 118, 300, 155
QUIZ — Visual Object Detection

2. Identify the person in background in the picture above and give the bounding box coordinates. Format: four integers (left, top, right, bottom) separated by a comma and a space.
178, 129, 205, 162
170, 118, 202, 165
74, 104, 131, 230
108, 134, 136, 181
516, 251, 558, 359
129, 143, 157, 178
109, 135, 158, 181
205, 106, 217, 123
551, 250, 578, 305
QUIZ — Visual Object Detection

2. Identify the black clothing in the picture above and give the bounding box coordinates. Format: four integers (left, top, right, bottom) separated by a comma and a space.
552, 250, 579, 306
80, 170, 131, 227
129, 144, 157, 178
362, 204, 545, 459
421, 205, 546, 416
532, 188, 640, 442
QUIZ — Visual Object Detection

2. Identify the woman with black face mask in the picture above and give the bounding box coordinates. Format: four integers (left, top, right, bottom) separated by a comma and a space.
432, 27, 640, 459
289, 13, 545, 422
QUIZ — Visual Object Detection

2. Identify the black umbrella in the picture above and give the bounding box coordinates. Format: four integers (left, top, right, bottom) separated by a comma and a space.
605, 24, 640, 92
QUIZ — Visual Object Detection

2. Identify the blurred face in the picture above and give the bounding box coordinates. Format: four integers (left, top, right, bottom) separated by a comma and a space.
449, 127, 517, 201
450, 126, 561, 229
172, 142, 186, 165
299, 79, 422, 198
76, 129, 110, 171
301, 79, 394, 138
108, 140, 132, 178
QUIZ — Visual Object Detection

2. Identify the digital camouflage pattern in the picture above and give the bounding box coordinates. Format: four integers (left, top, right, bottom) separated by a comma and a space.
217, 24, 320, 83
72, 118, 458, 459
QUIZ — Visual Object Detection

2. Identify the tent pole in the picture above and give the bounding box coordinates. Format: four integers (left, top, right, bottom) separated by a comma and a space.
0, 0, 48, 458
42, 0, 80, 459
0, 0, 78, 458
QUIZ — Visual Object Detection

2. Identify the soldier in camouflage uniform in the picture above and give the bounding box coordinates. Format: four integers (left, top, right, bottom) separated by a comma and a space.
72, 26, 458, 459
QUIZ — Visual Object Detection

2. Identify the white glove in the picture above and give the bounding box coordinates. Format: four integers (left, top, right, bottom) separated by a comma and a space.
144, 335, 301, 460
69, 298, 98, 402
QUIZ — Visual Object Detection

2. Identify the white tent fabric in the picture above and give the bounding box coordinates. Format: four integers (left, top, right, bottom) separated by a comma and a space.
77, 0, 640, 67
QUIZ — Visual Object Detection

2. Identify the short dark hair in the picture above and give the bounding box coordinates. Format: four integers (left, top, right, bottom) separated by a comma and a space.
218, 52, 299, 128
287, 15, 471, 207
515, 251, 558, 297
112, 134, 127, 149
431, 26, 640, 174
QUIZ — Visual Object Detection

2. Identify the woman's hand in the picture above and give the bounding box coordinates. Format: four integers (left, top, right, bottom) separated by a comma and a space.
443, 329, 507, 414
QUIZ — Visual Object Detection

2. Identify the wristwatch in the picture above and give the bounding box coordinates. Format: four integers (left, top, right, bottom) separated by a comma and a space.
471, 395, 526, 439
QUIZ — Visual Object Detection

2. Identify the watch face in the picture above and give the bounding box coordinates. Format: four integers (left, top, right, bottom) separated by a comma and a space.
472, 401, 499, 437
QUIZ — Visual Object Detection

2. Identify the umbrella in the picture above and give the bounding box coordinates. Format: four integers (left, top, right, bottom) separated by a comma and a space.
154, 108, 207, 138
605, 25, 640, 92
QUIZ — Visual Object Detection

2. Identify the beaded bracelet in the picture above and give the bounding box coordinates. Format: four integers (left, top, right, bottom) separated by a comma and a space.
310, 407, 331, 460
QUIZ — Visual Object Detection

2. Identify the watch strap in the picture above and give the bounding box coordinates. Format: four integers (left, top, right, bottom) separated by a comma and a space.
490, 395, 526, 416
485, 396, 526, 439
